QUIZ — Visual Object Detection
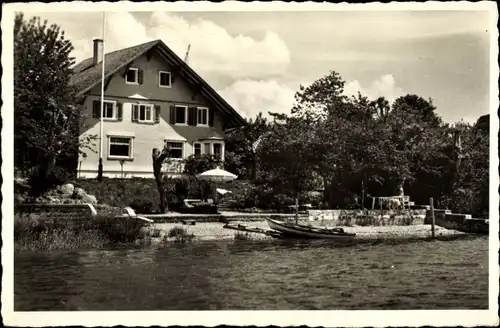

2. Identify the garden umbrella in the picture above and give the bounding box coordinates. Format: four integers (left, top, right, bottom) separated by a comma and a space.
197, 167, 237, 205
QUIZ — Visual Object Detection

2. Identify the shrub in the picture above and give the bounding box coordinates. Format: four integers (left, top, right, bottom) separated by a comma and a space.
184, 154, 222, 175
27, 165, 72, 196
14, 212, 149, 251
167, 226, 195, 243
75, 178, 159, 212
92, 215, 147, 244
220, 180, 258, 209
129, 198, 154, 214
14, 213, 106, 251
234, 231, 251, 241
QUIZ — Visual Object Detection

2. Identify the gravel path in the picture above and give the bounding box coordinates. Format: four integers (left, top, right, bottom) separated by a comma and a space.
152, 220, 466, 242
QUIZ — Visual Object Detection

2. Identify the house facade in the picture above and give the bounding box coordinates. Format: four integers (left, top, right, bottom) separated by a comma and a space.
70, 39, 246, 178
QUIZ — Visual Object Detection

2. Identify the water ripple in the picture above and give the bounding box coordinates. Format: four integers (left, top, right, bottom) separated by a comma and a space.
15, 236, 489, 310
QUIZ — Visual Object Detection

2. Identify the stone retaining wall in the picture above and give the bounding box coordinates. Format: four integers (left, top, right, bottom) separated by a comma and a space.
424, 209, 488, 234
308, 209, 427, 226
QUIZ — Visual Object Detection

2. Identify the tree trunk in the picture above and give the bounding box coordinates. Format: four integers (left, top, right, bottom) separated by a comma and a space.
295, 194, 299, 224
361, 175, 365, 209
152, 147, 169, 213
251, 152, 257, 181
39, 156, 57, 180
322, 176, 329, 208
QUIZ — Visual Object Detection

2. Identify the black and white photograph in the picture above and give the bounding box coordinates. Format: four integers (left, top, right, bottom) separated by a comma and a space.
2, 1, 498, 327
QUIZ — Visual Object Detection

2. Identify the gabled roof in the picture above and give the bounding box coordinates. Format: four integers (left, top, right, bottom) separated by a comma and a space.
70, 39, 247, 128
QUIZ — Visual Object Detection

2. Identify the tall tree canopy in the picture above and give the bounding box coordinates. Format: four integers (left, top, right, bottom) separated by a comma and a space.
224, 112, 270, 180
224, 70, 487, 215
14, 14, 96, 192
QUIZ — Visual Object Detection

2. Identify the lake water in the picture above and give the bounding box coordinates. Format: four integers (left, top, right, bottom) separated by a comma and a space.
15, 235, 489, 311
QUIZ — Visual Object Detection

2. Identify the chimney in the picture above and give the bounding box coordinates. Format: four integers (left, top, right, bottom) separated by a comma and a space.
93, 39, 104, 65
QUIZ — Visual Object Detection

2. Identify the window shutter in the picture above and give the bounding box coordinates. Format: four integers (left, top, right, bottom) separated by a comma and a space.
170, 105, 176, 124
208, 108, 214, 127
138, 69, 144, 84
132, 104, 138, 122
188, 107, 197, 126
154, 105, 161, 123
92, 100, 101, 118
116, 103, 123, 121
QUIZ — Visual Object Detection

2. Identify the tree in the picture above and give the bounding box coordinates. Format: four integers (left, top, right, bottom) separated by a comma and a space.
14, 13, 96, 193
256, 112, 317, 217
385, 95, 448, 200
224, 112, 270, 180
184, 154, 222, 175
391, 94, 442, 128
444, 119, 489, 217
289, 72, 386, 207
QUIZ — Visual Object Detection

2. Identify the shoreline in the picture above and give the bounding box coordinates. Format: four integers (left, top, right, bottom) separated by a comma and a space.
148, 221, 469, 243
14, 211, 481, 252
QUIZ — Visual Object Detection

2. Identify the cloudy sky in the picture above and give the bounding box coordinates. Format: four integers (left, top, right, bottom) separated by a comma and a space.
27, 9, 492, 123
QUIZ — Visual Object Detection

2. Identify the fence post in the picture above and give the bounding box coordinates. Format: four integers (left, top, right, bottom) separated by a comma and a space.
295, 197, 299, 224
429, 197, 436, 239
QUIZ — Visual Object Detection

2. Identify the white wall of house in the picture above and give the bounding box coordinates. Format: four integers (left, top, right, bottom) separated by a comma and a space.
77, 50, 228, 179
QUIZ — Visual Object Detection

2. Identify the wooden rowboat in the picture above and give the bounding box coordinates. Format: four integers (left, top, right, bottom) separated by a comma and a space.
265, 217, 356, 240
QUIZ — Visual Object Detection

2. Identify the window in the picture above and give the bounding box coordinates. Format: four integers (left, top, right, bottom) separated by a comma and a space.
204, 143, 211, 155
126, 68, 139, 84
159, 71, 171, 88
93, 100, 119, 120
108, 137, 133, 159
213, 143, 222, 159
197, 107, 208, 126
166, 142, 184, 159
175, 106, 187, 125
193, 142, 202, 156
132, 104, 154, 123
103, 101, 116, 119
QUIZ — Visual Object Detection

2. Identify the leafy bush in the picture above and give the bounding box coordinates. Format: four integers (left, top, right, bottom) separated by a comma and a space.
167, 226, 195, 243
184, 154, 222, 175
234, 231, 251, 241
222, 180, 258, 209
165, 176, 213, 209
14, 212, 149, 251
75, 178, 159, 212
92, 215, 147, 244
14, 213, 106, 251
129, 198, 154, 214
27, 165, 72, 196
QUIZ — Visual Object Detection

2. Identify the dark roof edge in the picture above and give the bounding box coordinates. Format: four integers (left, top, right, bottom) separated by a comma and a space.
155, 40, 246, 127
76, 40, 160, 96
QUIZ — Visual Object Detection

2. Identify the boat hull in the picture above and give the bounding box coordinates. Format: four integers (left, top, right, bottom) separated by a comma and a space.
265, 218, 356, 240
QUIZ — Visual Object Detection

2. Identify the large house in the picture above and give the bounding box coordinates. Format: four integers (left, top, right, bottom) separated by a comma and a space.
70, 39, 246, 178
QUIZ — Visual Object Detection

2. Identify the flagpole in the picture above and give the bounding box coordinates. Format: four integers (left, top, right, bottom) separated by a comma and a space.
98, 12, 106, 181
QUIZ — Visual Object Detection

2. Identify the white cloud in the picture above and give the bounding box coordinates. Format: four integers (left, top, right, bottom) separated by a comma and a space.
147, 12, 291, 80
34, 11, 294, 120
220, 75, 406, 120
53, 11, 291, 80
343, 74, 405, 102
218, 80, 296, 119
